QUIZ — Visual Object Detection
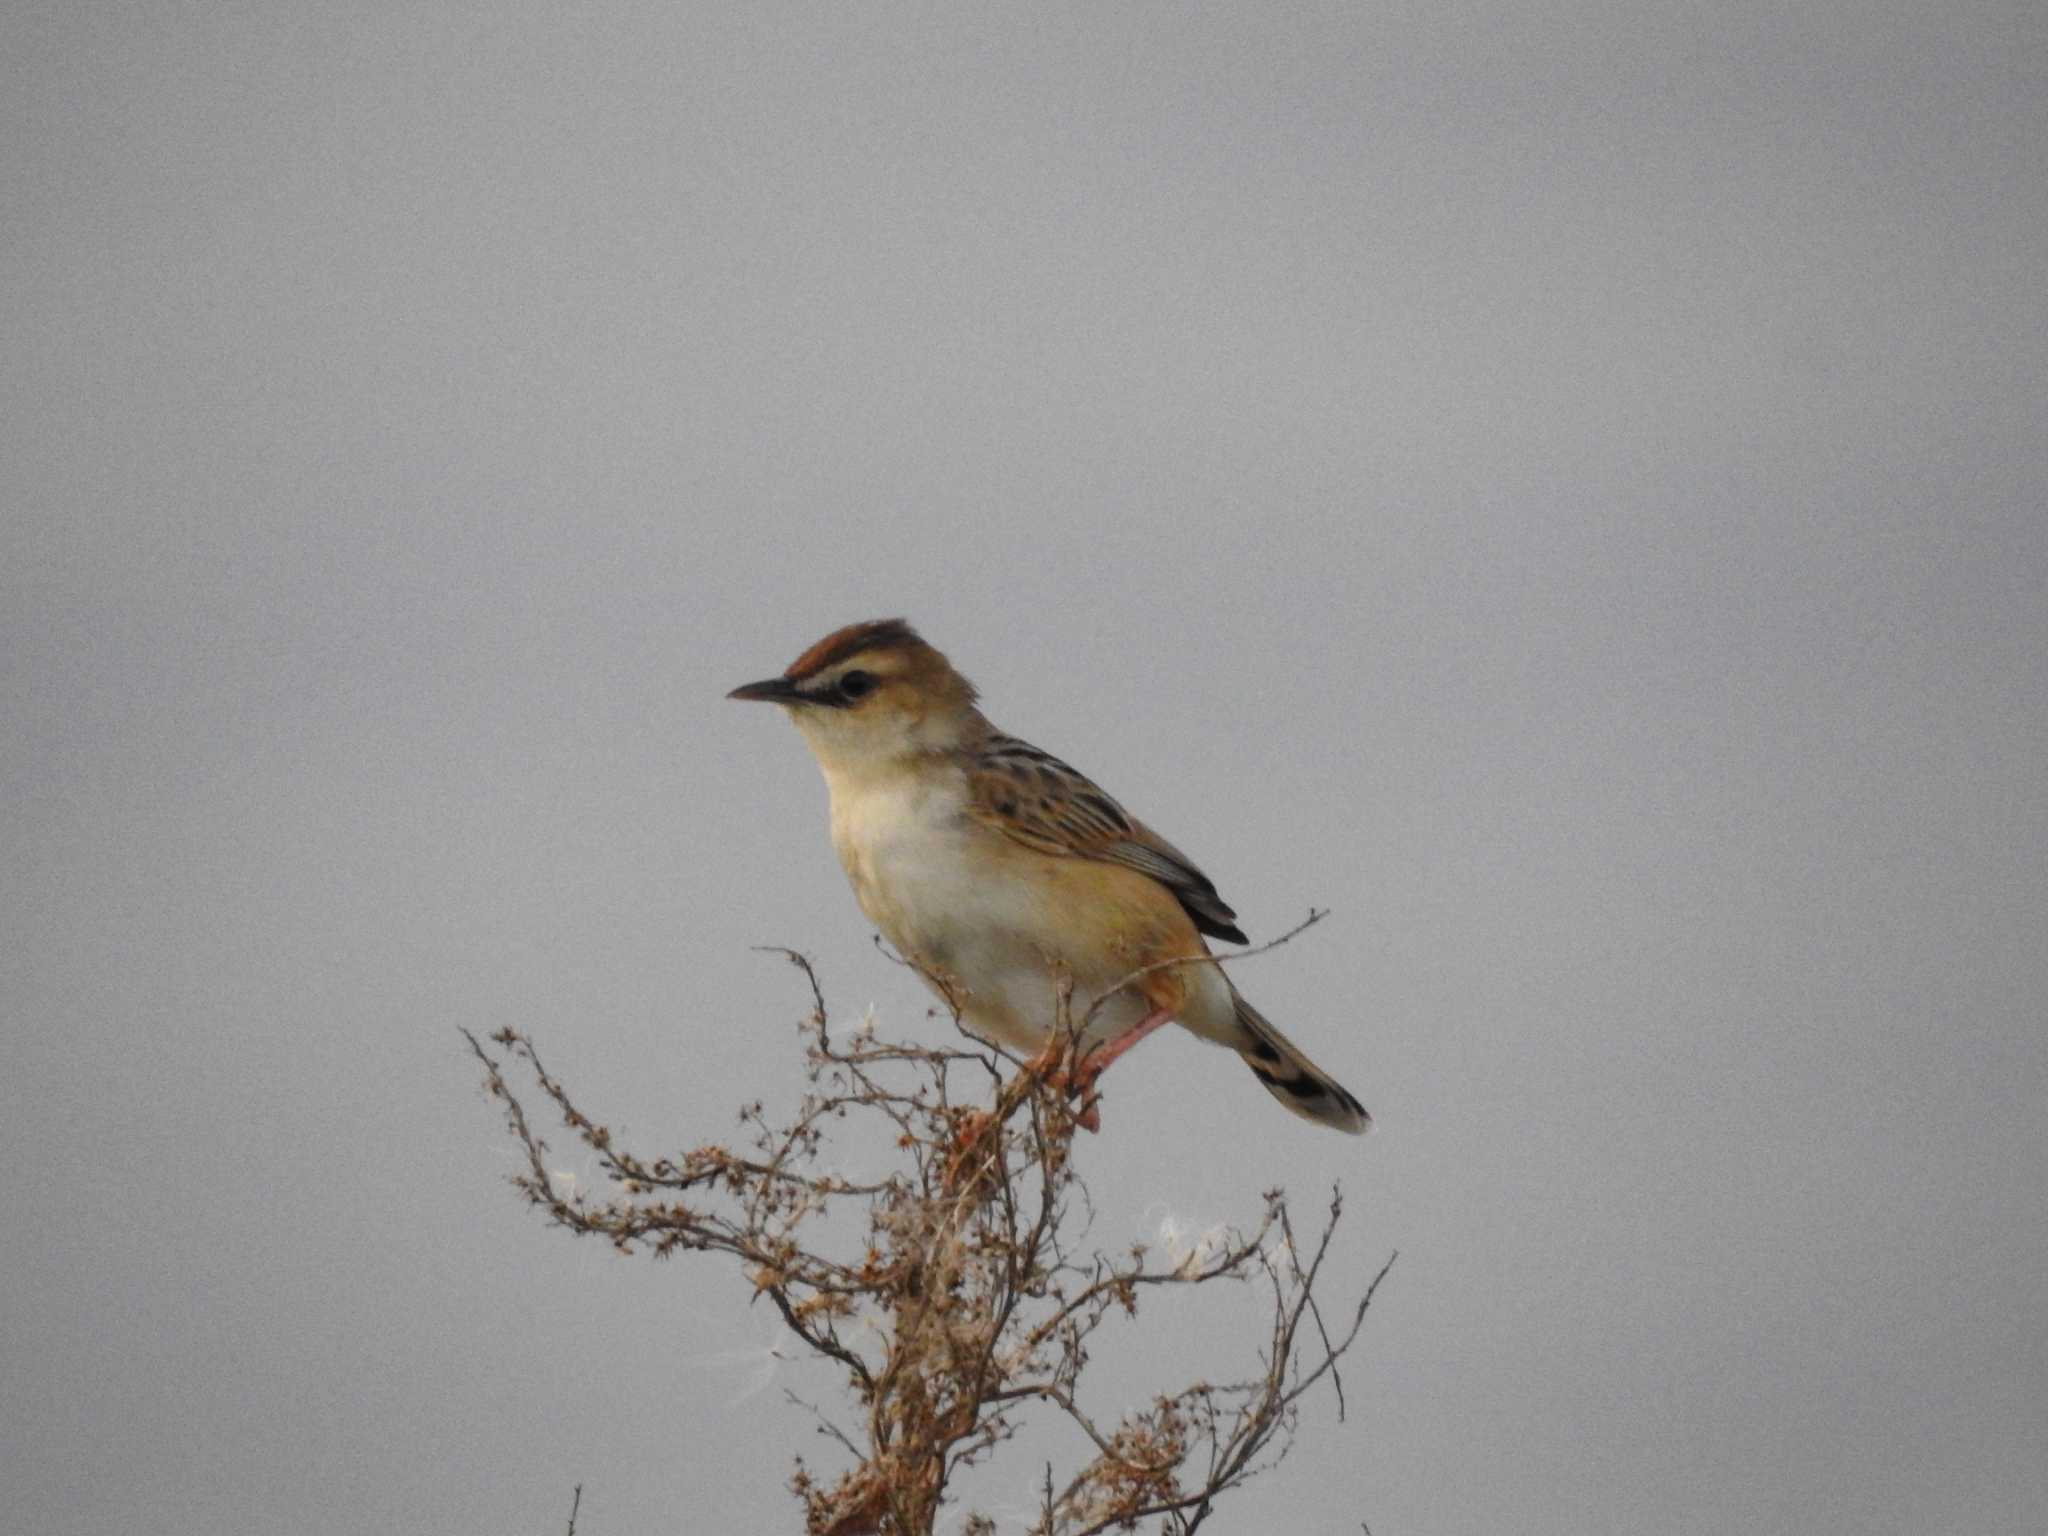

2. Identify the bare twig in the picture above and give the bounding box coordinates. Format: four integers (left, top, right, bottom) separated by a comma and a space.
1076, 907, 1330, 1034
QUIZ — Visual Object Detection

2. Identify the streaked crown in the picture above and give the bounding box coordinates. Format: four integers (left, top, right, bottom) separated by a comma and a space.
729, 619, 981, 758
786, 618, 929, 683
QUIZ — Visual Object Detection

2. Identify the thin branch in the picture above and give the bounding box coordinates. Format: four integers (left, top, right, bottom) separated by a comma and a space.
1077, 907, 1330, 1034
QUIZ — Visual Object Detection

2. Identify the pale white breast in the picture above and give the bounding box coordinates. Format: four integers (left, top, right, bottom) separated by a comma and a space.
823, 759, 974, 945
819, 758, 1147, 1052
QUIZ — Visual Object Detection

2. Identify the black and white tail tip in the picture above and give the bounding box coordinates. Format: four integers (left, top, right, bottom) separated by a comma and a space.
1234, 995, 1371, 1135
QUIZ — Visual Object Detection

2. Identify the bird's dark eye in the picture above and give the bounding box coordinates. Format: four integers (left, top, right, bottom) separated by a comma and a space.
837, 670, 877, 701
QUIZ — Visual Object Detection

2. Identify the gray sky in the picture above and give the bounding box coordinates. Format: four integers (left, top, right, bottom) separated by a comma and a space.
6, 2, 2045, 1531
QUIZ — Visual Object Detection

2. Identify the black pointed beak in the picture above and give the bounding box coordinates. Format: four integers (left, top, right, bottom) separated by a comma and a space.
727, 675, 805, 704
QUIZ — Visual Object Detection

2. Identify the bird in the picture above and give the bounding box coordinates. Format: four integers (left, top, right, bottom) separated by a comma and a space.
728, 618, 1369, 1134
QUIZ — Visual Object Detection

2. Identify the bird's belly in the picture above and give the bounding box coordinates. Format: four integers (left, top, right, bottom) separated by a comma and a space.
834, 807, 1154, 1052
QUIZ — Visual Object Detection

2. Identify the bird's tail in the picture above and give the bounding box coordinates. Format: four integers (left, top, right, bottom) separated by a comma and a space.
1232, 993, 1371, 1134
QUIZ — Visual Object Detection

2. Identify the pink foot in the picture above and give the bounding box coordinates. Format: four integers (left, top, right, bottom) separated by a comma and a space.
1064, 1006, 1176, 1128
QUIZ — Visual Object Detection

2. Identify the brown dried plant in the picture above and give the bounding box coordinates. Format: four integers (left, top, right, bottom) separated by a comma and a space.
466, 948, 1394, 1535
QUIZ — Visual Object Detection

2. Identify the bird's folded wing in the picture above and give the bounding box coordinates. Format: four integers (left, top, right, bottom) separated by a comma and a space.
966, 734, 1248, 945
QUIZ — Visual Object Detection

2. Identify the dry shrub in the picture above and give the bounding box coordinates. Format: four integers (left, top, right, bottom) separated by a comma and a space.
467, 950, 1394, 1534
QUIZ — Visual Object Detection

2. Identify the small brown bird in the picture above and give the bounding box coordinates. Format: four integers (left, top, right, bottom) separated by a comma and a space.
729, 619, 1369, 1133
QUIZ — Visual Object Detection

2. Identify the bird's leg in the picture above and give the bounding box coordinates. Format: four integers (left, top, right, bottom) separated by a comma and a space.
1014, 1035, 1100, 1132
1061, 1007, 1177, 1133
1013, 1004, 1173, 1135
1069, 1004, 1177, 1113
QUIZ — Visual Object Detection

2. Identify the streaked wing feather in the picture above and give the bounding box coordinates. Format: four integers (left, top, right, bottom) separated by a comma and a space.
967, 733, 1249, 945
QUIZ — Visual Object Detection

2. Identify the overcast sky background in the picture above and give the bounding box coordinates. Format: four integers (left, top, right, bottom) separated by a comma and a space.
6, 2, 2045, 1532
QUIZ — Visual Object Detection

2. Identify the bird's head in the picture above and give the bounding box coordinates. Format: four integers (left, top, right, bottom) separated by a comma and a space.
728, 618, 981, 771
